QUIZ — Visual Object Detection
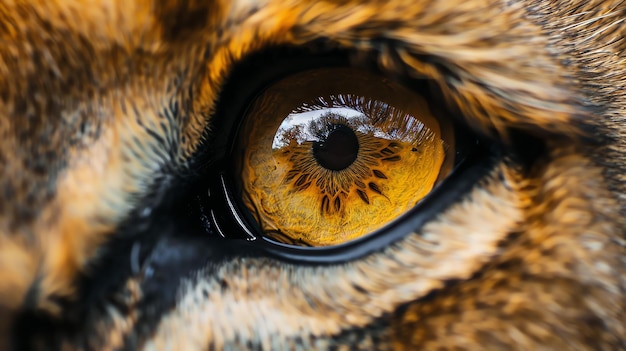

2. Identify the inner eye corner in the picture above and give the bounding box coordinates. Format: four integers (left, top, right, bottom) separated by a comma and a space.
205, 56, 490, 255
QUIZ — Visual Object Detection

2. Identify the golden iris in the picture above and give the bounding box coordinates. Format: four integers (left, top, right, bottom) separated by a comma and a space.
234, 68, 454, 246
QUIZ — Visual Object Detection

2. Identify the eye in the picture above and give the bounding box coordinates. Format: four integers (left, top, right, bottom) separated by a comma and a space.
233, 68, 455, 246
205, 51, 495, 261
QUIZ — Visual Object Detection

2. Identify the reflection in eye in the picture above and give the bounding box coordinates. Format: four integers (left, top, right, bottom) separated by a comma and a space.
234, 68, 455, 246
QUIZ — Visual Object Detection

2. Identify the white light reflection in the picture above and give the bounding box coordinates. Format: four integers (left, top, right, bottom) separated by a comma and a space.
272, 106, 425, 150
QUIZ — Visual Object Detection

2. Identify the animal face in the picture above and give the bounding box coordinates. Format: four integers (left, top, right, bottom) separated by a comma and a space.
0, 0, 624, 349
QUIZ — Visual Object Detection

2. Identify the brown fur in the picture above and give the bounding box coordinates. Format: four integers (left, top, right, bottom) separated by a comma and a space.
0, 0, 624, 349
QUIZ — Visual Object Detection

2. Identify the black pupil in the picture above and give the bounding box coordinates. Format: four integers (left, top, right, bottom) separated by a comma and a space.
313, 124, 359, 171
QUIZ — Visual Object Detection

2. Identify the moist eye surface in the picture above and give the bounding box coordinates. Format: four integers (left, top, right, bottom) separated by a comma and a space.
234, 67, 455, 246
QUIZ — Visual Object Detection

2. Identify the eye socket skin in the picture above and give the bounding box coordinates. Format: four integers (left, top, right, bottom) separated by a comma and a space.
204, 51, 497, 261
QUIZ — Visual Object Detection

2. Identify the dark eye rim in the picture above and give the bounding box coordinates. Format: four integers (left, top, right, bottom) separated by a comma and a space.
208, 142, 499, 263
202, 46, 501, 264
